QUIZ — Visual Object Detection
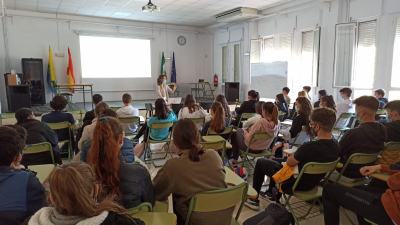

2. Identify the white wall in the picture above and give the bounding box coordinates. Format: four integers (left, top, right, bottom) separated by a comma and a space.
0, 10, 213, 112
212, 0, 400, 104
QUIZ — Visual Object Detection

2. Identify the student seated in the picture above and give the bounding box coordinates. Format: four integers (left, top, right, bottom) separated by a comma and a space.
41, 96, 76, 153
133, 98, 177, 143
27, 162, 143, 225
320, 95, 337, 112
215, 94, 231, 120
201, 102, 231, 140
242, 101, 264, 129
82, 94, 103, 125
81, 109, 134, 163
314, 89, 327, 108
282, 87, 291, 106
231, 90, 259, 127
338, 96, 387, 178
323, 163, 400, 225
302, 86, 312, 100
178, 94, 209, 130
231, 102, 280, 168
275, 94, 288, 120
336, 87, 355, 128
153, 119, 230, 225
87, 117, 154, 208
78, 102, 109, 150
15, 108, 61, 166
0, 126, 46, 225
245, 108, 339, 210
383, 100, 400, 142
116, 93, 139, 134
374, 88, 388, 109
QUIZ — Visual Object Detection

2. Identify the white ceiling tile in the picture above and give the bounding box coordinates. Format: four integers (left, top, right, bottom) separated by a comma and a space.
15, 0, 38, 6
62, 0, 84, 2
60, 1, 81, 6
57, 5, 79, 10
38, 2, 59, 7
38, 7, 58, 12
162, 5, 183, 10
169, 1, 192, 6
15, 4, 37, 10
203, 5, 222, 10
186, 2, 207, 8
112, 11, 131, 16
178, 7, 197, 12
212, 1, 233, 7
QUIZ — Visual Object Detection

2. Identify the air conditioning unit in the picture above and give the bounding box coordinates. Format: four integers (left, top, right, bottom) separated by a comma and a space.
215, 7, 259, 23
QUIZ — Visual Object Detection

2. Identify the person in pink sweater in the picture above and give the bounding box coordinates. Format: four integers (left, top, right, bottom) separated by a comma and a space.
230, 102, 280, 168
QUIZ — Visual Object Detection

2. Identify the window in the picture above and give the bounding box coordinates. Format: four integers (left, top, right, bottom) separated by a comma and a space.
353, 90, 373, 99
354, 21, 377, 89
222, 45, 228, 83
391, 17, 400, 88
301, 28, 320, 87
233, 44, 240, 82
262, 37, 274, 62
79, 36, 151, 78
334, 23, 357, 87
280, 35, 292, 61
250, 39, 262, 63
389, 91, 400, 101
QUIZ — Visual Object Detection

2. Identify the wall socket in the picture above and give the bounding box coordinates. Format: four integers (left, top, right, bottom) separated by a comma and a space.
55, 53, 65, 57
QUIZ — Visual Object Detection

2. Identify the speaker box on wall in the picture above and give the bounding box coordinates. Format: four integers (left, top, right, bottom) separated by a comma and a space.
225, 82, 240, 104
8, 85, 31, 112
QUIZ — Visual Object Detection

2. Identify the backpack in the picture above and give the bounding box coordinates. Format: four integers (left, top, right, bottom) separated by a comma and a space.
243, 203, 294, 225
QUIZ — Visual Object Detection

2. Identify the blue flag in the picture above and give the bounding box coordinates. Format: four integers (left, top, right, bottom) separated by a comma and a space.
171, 52, 176, 83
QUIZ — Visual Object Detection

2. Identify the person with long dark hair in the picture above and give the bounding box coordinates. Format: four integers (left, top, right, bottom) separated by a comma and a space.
242, 101, 264, 129
215, 94, 231, 120
314, 90, 327, 108
320, 95, 337, 112
178, 94, 209, 130
275, 93, 289, 120
156, 75, 177, 100
87, 117, 154, 208
231, 90, 260, 127
153, 119, 231, 225
201, 102, 230, 140
15, 108, 61, 166
231, 102, 281, 168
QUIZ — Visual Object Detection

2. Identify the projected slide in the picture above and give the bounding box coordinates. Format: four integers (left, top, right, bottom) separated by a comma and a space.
79, 35, 151, 78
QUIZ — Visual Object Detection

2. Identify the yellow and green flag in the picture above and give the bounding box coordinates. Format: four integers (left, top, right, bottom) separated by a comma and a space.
46, 46, 56, 93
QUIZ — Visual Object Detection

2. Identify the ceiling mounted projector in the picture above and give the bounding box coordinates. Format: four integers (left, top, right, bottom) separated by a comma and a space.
142, 0, 160, 12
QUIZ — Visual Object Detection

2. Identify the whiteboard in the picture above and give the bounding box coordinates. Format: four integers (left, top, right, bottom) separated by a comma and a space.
250, 62, 288, 99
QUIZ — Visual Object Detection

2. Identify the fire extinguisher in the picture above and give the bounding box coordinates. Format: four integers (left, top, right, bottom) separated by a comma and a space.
214, 74, 218, 87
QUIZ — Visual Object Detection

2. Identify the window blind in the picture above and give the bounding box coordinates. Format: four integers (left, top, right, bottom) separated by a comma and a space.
301, 31, 314, 86
391, 17, 400, 88
263, 37, 274, 62
281, 35, 292, 61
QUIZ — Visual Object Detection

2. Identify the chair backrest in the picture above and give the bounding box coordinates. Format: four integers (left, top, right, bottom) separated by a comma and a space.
376, 109, 386, 115
171, 104, 184, 115
28, 164, 55, 183
110, 107, 120, 112
0, 113, 16, 126
235, 102, 243, 108
385, 142, 400, 151
333, 113, 354, 128
247, 132, 274, 150
291, 126, 309, 146
188, 117, 205, 124
47, 121, 71, 130
185, 182, 248, 225
127, 202, 153, 215
149, 121, 174, 129
207, 125, 234, 135
335, 153, 379, 183
118, 116, 140, 124
293, 158, 340, 192
145, 103, 153, 118
240, 113, 257, 120
24, 142, 55, 165
200, 140, 226, 151
278, 111, 285, 116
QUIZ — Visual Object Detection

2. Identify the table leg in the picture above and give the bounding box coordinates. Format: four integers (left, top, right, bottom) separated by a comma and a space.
91, 86, 94, 109
83, 86, 86, 108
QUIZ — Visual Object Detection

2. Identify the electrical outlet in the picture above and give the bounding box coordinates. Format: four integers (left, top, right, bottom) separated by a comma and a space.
55, 53, 65, 57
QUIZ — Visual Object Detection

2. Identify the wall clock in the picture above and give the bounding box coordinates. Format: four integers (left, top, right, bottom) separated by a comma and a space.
177, 36, 186, 45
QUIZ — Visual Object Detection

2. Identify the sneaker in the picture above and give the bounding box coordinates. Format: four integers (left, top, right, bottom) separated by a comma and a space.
244, 198, 260, 210
259, 191, 276, 203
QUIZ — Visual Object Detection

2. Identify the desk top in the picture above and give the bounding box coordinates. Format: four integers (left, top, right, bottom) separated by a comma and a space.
281, 120, 292, 126
283, 146, 298, 155
371, 172, 391, 181
224, 166, 257, 198
56, 84, 93, 87
202, 135, 232, 149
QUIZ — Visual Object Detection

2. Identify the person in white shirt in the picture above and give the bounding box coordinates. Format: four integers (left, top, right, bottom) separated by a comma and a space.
178, 94, 209, 130
242, 101, 264, 130
156, 75, 177, 100
335, 87, 355, 128
116, 93, 139, 134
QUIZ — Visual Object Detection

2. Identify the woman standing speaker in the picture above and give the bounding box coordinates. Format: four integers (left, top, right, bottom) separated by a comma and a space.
156, 75, 177, 100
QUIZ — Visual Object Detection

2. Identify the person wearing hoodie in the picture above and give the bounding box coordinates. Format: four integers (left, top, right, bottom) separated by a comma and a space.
245, 108, 339, 210
116, 93, 139, 134
314, 89, 327, 108
323, 162, 400, 225
15, 108, 62, 166
375, 89, 389, 109
0, 125, 46, 225
178, 94, 209, 130
338, 96, 387, 178
383, 100, 400, 142
231, 102, 280, 168
26, 162, 143, 225
242, 101, 264, 130
336, 87, 356, 128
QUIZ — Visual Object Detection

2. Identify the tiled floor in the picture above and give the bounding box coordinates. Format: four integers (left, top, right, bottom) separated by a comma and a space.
143, 145, 359, 225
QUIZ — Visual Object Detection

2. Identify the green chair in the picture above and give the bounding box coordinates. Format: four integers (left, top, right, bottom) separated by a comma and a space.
185, 182, 248, 225
376, 109, 386, 115
278, 111, 286, 121
235, 101, 242, 109
239, 132, 274, 169
110, 107, 121, 112
290, 126, 309, 147
24, 142, 56, 165
365, 218, 378, 225
132, 156, 147, 168
47, 121, 73, 161
28, 164, 55, 183
332, 113, 354, 140
69, 109, 85, 127
282, 158, 340, 225
187, 117, 205, 128
201, 82, 216, 100
127, 202, 153, 215
329, 153, 379, 187
118, 116, 141, 136
206, 125, 234, 141
145, 103, 153, 123
0, 112, 15, 126
144, 121, 174, 167
200, 140, 231, 169
132, 212, 177, 225
238, 113, 257, 125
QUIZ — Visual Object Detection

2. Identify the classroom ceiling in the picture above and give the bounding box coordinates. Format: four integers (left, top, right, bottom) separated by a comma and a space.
3, 0, 291, 27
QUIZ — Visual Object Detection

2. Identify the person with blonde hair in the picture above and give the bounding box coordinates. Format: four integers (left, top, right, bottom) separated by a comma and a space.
27, 162, 143, 225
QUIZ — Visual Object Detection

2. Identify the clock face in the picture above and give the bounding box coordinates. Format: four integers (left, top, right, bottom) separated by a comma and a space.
178, 36, 186, 45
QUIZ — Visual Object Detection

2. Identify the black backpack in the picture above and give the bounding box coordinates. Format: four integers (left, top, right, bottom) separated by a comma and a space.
243, 203, 294, 225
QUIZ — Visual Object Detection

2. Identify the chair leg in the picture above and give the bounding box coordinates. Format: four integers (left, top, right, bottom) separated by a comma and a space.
283, 194, 300, 225
166, 142, 174, 159
340, 207, 356, 225
299, 198, 317, 219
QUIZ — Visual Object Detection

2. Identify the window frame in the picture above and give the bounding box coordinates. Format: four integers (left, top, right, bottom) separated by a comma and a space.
300, 27, 320, 88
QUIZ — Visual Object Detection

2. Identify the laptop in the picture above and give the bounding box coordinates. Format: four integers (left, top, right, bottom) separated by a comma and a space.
168, 98, 182, 105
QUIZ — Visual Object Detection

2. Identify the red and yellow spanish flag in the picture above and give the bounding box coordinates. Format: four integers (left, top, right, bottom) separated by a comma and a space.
67, 48, 76, 93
